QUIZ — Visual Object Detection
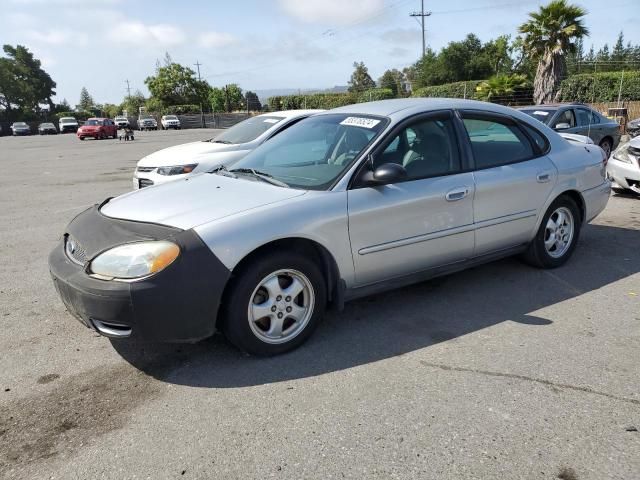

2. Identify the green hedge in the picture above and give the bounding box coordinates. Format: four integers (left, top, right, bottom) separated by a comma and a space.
267, 89, 394, 111
560, 71, 640, 102
164, 104, 202, 115
412, 81, 483, 99
55, 110, 93, 121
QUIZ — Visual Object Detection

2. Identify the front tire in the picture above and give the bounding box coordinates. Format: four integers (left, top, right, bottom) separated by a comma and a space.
599, 138, 612, 159
221, 252, 326, 356
522, 196, 581, 268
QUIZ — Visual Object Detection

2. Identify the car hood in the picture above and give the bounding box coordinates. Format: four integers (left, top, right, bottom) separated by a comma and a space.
628, 136, 640, 148
137, 141, 247, 167
101, 172, 307, 230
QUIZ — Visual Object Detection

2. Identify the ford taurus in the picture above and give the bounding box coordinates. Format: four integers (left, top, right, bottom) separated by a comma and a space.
49, 99, 611, 356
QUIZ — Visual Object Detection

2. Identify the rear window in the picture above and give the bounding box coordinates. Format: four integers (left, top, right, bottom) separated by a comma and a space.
520, 109, 555, 125
462, 116, 535, 169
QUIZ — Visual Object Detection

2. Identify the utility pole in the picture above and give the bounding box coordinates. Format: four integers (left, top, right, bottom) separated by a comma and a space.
125, 79, 131, 98
194, 61, 205, 128
410, 0, 431, 58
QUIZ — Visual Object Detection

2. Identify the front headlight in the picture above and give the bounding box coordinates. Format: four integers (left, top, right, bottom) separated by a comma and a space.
89, 241, 180, 280
612, 146, 634, 164
157, 164, 198, 176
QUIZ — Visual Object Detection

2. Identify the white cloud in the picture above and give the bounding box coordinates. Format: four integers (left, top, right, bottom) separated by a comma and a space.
27, 29, 88, 46
108, 22, 186, 46
278, 0, 385, 25
198, 31, 236, 48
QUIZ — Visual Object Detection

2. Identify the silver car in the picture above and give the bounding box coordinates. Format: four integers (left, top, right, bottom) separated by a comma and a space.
49, 99, 611, 356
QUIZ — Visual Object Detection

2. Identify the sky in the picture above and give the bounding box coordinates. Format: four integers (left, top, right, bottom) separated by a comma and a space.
1, 0, 638, 105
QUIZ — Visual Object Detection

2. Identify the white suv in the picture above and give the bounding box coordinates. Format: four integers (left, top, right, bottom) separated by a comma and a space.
114, 116, 130, 128
161, 115, 181, 130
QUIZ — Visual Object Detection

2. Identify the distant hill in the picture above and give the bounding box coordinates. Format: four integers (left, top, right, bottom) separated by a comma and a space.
254, 86, 348, 102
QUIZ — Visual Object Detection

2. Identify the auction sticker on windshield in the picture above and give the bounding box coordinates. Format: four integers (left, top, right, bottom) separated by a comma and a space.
263, 119, 280, 124
533, 111, 550, 116
340, 117, 381, 129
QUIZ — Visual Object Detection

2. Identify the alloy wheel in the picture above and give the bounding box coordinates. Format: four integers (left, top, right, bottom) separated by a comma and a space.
544, 206, 574, 258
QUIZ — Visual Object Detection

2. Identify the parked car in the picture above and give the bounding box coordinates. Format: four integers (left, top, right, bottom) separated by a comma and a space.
133, 110, 323, 189
519, 103, 620, 157
49, 98, 610, 356
627, 117, 640, 138
161, 115, 181, 130
114, 116, 130, 128
138, 114, 158, 131
11, 122, 31, 136
59, 117, 79, 133
77, 118, 117, 140
608, 136, 640, 194
38, 122, 57, 135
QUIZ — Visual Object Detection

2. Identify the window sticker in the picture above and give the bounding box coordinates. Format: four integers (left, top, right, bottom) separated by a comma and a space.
339, 117, 381, 129
533, 111, 549, 116
263, 119, 280, 124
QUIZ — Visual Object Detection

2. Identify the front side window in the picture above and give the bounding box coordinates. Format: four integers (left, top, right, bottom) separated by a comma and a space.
552, 109, 576, 129
462, 116, 534, 169
377, 116, 461, 180
211, 116, 285, 145
226, 114, 386, 190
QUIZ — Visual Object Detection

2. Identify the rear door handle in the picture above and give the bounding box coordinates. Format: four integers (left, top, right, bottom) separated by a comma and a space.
445, 187, 469, 202
537, 172, 551, 183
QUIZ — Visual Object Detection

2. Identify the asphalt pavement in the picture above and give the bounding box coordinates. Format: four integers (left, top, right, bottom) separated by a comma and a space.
0, 130, 638, 479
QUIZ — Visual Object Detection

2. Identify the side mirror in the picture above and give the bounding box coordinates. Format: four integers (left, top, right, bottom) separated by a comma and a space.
362, 162, 408, 186
554, 122, 571, 130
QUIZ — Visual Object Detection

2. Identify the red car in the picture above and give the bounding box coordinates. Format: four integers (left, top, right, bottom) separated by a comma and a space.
77, 118, 117, 140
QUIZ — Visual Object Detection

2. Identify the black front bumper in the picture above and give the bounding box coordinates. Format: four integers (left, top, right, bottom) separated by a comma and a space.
49, 205, 231, 342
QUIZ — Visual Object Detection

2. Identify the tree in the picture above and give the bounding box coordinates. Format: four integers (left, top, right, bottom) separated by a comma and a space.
475, 74, 528, 101
519, 0, 589, 104
612, 32, 625, 63
78, 87, 94, 111
209, 84, 244, 112
378, 69, 406, 97
0, 44, 56, 117
145, 62, 211, 108
245, 91, 262, 111
348, 61, 376, 93
120, 89, 146, 116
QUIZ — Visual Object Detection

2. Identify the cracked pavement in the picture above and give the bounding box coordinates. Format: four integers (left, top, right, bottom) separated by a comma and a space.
1, 131, 639, 479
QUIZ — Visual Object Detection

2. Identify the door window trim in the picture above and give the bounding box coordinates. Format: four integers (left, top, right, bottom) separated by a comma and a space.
458, 109, 549, 171
349, 109, 469, 190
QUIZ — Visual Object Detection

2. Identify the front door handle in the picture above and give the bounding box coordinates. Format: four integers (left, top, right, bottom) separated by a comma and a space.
537, 172, 552, 183
445, 187, 469, 202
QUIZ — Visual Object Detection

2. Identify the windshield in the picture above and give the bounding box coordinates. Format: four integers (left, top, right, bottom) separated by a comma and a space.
41, 123, 54, 128
140, 115, 153, 120
165, 115, 178, 120
115, 117, 126, 121
14, 122, 28, 127
225, 113, 387, 190
60, 118, 76, 123
211, 116, 285, 144
520, 109, 555, 125
85, 119, 103, 126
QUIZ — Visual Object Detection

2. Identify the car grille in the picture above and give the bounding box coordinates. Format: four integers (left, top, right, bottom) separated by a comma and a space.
65, 235, 88, 265
137, 166, 155, 173
139, 178, 154, 188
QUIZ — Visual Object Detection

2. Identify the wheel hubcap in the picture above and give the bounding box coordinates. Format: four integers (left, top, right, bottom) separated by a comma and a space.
544, 206, 574, 258
248, 269, 314, 344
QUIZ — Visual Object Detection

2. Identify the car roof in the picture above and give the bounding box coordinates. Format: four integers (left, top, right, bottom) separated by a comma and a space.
259, 109, 325, 119
320, 98, 536, 120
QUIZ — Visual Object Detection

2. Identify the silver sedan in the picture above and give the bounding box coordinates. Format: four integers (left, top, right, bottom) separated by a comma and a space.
49, 98, 611, 356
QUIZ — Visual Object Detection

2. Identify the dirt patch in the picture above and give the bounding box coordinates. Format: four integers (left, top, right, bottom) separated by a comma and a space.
36, 374, 60, 385
558, 466, 578, 480
0, 363, 164, 476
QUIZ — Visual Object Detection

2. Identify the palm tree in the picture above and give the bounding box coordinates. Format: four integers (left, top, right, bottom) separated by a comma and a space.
519, 0, 589, 104
475, 74, 529, 102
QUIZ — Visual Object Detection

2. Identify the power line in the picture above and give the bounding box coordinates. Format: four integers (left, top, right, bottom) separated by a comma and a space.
410, 0, 431, 58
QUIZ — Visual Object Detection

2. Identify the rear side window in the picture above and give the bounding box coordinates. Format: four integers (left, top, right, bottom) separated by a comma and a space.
462, 116, 535, 169
521, 123, 549, 153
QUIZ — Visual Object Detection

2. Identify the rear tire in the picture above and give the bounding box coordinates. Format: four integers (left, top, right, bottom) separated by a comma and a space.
221, 252, 326, 356
522, 196, 581, 269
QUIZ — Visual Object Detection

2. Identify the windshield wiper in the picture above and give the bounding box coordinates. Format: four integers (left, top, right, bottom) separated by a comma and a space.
209, 165, 237, 178
211, 139, 233, 144
230, 168, 290, 188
